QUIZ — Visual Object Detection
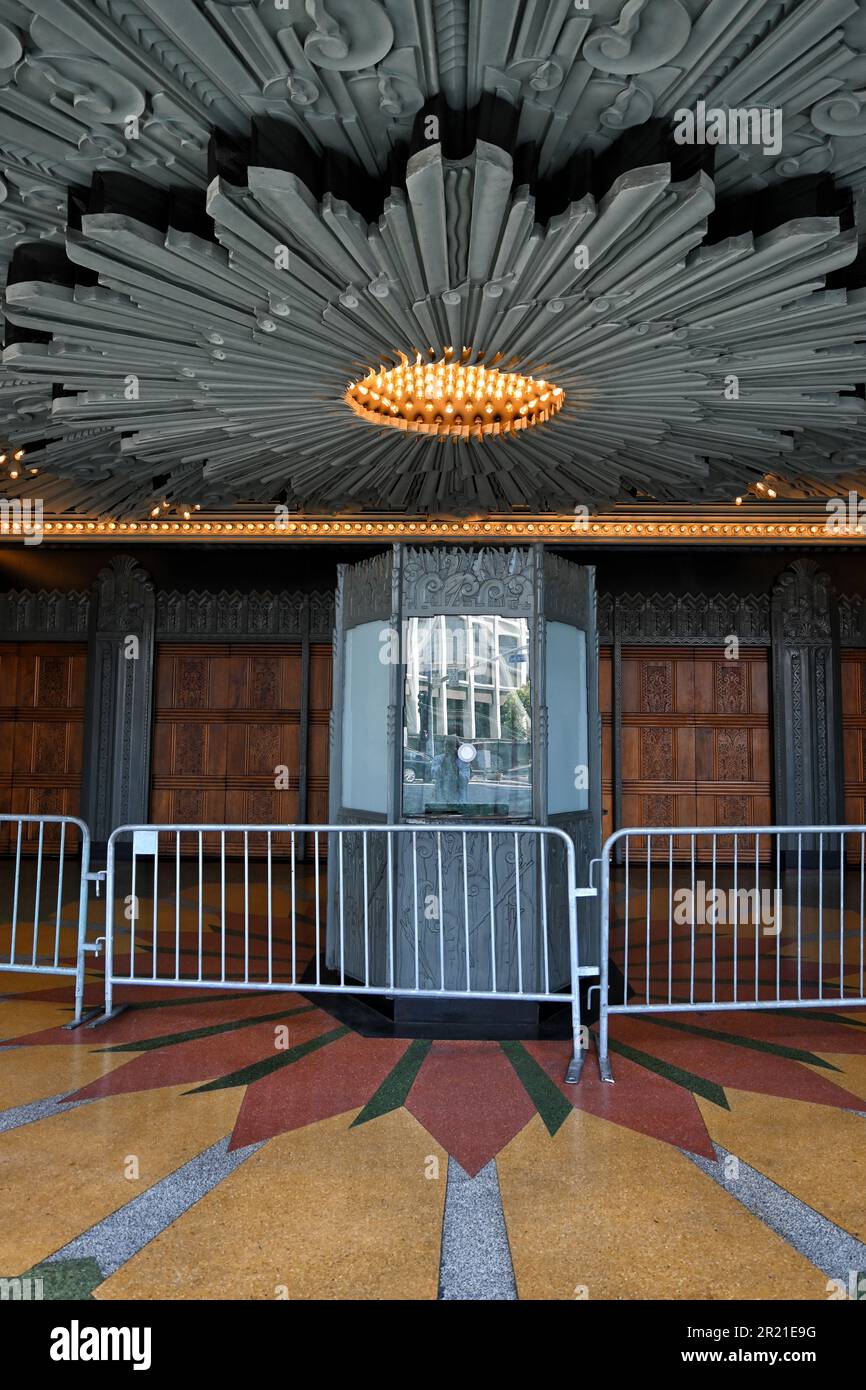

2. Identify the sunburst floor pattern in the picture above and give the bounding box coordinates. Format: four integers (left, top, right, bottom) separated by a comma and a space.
1, 868, 866, 1299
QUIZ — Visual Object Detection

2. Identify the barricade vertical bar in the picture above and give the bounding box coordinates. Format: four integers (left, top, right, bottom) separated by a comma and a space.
151, 835, 159, 980
689, 834, 696, 1005
387, 830, 395, 991
598, 834, 612, 1082
818, 832, 824, 999
839, 832, 845, 1001
32, 820, 44, 965
753, 834, 760, 1002
243, 831, 249, 984
645, 840, 651, 1003
53, 820, 66, 969
220, 831, 226, 983
667, 833, 673, 1005
797, 833, 803, 1000
462, 830, 471, 993
540, 835, 549, 997
514, 831, 523, 995
488, 831, 497, 994
104, 832, 115, 1018
860, 832, 865, 997
436, 830, 443, 991
711, 832, 717, 1004
314, 831, 321, 985
732, 833, 739, 1004
266, 831, 272, 985
72, 823, 90, 1024
338, 832, 345, 987
175, 832, 181, 982
564, 833, 585, 1085
197, 832, 203, 982
624, 837, 630, 1001
417, 828, 422, 995
363, 832, 370, 987
775, 833, 782, 1000
290, 830, 297, 985
10, 819, 22, 964
130, 842, 137, 980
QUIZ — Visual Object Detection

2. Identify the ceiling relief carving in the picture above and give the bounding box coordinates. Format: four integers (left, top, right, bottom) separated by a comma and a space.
3, 142, 864, 513
0, 0, 865, 517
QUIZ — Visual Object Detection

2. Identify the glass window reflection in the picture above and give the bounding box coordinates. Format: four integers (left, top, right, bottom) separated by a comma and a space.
402, 615, 532, 819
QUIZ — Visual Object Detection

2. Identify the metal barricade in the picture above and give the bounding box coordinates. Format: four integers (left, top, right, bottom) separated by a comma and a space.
598, 824, 866, 1082
0, 813, 94, 1024
100, 822, 588, 1081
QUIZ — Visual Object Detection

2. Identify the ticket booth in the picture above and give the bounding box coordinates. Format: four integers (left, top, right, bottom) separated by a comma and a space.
328, 545, 601, 1022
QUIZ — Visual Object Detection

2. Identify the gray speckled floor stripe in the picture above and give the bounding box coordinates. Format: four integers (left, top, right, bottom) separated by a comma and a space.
44, 1135, 262, 1278
686, 1141, 866, 1287
0, 1092, 95, 1133
438, 1158, 517, 1300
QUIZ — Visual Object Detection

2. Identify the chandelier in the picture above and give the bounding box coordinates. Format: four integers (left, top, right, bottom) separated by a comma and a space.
345, 354, 565, 440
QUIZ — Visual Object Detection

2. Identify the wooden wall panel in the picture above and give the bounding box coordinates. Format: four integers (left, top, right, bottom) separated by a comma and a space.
842, 651, 866, 840
617, 646, 772, 859
150, 642, 331, 854
0, 643, 86, 851
151, 644, 297, 849
307, 644, 333, 826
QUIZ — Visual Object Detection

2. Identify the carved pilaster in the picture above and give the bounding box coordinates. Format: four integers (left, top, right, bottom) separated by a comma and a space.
81, 557, 156, 841
771, 560, 844, 836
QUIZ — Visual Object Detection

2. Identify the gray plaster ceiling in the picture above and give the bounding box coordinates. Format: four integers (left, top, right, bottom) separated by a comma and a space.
1, 0, 866, 515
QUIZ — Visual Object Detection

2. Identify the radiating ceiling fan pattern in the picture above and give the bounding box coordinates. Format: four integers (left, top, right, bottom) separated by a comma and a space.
3, 143, 865, 513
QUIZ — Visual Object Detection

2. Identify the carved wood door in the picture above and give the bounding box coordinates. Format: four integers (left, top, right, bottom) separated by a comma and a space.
842, 651, 866, 854
619, 646, 773, 860
150, 643, 313, 855
0, 642, 87, 852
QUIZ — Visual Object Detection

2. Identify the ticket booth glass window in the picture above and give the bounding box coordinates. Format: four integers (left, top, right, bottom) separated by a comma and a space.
402, 615, 531, 818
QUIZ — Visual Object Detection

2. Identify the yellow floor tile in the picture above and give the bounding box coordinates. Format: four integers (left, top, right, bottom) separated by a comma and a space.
96, 1108, 445, 1301
0, 999, 77, 1035
498, 1111, 828, 1300
698, 1088, 866, 1244
0, 1083, 241, 1273
0, 1044, 131, 1109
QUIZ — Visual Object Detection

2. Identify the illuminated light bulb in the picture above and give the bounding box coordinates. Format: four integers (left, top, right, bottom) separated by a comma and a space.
151, 506, 160, 517
13, 449, 24, 461
445, 402, 454, 414
0, 455, 6, 464
9, 470, 19, 479
735, 497, 743, 506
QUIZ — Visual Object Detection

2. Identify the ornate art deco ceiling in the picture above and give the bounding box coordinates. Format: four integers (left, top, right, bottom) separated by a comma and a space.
1, 0, 866, 516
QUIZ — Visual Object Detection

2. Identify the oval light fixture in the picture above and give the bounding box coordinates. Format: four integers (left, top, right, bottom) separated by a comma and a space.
345, 353, 565, 439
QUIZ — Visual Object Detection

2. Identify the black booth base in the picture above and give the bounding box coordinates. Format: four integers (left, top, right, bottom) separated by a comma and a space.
299, 956, 608, 1041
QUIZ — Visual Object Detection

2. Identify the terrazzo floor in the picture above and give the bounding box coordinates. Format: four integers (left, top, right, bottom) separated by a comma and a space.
1, 866, 865, 1301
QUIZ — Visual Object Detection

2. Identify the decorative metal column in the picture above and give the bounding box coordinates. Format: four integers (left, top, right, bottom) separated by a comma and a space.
81, 557, 156, 842
771, 559, 845, 837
